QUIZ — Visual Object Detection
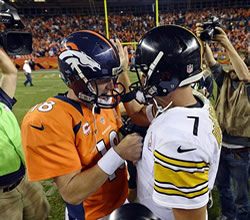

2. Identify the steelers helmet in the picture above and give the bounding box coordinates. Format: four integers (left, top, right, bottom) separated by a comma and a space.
130, 25, 204, 104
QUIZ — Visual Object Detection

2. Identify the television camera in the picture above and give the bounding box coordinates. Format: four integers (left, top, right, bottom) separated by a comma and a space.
0, 0, 32, 55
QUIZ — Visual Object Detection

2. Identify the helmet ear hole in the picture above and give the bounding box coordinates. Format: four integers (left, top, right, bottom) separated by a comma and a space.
160, 71, 172, 81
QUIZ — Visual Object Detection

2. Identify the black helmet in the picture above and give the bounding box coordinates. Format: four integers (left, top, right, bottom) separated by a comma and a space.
58, 30, 125, 108
108, 203, 160, 220
130, 25, 204, 104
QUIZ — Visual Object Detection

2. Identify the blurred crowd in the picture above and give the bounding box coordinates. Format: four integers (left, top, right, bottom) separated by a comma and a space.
4, 7, 249, 58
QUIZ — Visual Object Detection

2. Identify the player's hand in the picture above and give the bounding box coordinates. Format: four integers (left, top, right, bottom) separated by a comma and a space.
198, 88, 210, 98
114, 132, 143, 161
111, 38, 128, 73
213, 26, 231, 49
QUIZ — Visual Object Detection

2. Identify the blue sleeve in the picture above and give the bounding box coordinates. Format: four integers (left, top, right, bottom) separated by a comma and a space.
0, 88, 17, 110
64, 201, 85, 220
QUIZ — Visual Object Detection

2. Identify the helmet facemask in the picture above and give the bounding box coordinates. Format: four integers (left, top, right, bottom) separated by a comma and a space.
71, 69, 125, 109
130, 51, 176, 104
129, 64, 157, 104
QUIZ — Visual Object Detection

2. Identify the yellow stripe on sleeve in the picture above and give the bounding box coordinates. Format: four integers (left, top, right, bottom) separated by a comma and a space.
154, 184, 209, 199
154, 162, 208, 188
154, 150, 209, 169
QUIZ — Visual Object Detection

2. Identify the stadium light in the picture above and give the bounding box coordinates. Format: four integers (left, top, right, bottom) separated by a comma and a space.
34, 0, 46, 2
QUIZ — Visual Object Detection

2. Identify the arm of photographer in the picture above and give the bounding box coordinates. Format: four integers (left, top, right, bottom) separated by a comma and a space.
213, 26, 250, 82
114, 39, 150, 127
0, 49, 18, 98
196, 23, 249, 83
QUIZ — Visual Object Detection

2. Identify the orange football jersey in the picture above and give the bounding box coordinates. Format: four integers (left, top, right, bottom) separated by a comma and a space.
21, 95, 128, 220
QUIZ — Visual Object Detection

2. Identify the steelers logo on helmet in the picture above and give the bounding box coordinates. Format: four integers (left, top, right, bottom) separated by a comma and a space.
129, 25, 204, 104
58, 30, 125, 108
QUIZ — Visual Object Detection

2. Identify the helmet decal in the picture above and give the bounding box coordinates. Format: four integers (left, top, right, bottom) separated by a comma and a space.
187, 64, 194, 73
58, 30, 125, 108
59, 50, 101, 73
147, 51, 164, 80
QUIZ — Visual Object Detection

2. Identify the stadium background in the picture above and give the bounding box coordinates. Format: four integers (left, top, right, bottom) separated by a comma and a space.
4, 0, 250, 219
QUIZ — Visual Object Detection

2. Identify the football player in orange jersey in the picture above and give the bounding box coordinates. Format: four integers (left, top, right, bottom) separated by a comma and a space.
21, 30, 146, 220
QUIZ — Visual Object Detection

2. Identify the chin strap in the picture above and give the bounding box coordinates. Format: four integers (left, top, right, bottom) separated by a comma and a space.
112, 108, 123, 125
91, 104, 98, 153
153, 98, 173, 118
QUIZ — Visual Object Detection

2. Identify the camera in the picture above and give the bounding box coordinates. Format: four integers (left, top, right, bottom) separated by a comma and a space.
0, 0, 32, 55
200, 16, 222, 41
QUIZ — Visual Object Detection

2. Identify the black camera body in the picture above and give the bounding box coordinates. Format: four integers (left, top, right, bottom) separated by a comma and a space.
200, 16, 222, 41
0, 0, 32, 55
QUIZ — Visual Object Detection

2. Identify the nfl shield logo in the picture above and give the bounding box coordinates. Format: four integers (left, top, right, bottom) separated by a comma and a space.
100, 117, 105, 125
187, 64, 193, 73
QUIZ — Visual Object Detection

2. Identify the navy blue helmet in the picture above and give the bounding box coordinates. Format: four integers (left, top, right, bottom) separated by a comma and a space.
58, 30, 125, 108
130, 25, 204, 104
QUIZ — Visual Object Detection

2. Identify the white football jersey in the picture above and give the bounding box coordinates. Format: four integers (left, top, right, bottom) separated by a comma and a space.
136, 91, 222, 219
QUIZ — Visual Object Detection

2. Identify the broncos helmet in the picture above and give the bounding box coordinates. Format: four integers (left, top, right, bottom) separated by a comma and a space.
130, 25, 204, 104
58, 30, 125, 108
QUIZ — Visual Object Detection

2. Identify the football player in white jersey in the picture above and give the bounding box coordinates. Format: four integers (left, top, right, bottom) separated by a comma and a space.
117, 25, 222, 220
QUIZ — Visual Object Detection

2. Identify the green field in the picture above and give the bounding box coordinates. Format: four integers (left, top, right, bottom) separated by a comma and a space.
9, 70, 221, 219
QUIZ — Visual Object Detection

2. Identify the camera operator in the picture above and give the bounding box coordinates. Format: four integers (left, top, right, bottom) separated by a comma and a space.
0, 1, 50, 219
196, 23, 250, 220
0, 48, 50, 219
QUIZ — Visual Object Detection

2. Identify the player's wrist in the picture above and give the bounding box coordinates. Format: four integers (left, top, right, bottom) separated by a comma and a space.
98, 147, 124, 176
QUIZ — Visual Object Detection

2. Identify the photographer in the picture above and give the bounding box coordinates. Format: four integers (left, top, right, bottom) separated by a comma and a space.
0, 48, 50, 219
196, 22, 250, 220
0, 1, 49, 219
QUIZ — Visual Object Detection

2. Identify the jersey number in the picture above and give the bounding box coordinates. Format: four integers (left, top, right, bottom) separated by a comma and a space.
30, 101, 56, 113
187, 116, 199, 136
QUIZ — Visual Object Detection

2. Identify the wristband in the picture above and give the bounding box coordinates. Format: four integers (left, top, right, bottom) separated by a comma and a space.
98, 147, 124, 175
122, 90, 136, 103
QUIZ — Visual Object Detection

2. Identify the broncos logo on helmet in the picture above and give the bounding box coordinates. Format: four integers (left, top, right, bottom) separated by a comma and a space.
58, 30, 125, 109
59, 50, 101, 73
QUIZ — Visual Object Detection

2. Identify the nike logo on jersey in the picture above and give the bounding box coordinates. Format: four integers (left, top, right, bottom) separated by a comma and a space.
30, 124, 44, 131
177, 146, 197, 153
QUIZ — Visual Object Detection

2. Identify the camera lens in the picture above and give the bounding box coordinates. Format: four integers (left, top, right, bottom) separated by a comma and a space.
5, 31, 32, 55
200, 26, 214, 41
7, 33, 23, 53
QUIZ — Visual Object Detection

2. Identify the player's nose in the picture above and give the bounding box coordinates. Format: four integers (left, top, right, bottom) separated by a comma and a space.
106, 79, 114, 90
